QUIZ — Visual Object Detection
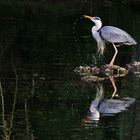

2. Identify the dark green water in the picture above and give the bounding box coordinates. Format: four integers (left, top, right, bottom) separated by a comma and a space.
0, 0, 140, 139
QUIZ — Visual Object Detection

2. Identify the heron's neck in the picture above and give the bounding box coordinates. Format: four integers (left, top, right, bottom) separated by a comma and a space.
92, 22, 102, 33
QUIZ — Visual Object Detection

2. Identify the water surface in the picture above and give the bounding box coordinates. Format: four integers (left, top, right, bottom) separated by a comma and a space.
0, 0, 140, 139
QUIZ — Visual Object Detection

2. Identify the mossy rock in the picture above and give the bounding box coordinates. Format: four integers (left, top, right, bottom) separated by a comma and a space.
74, 65, 128, 77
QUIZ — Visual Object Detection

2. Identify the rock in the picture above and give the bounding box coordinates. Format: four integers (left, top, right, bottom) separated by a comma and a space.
74, 65, 128, 78
126, 61, 140, 75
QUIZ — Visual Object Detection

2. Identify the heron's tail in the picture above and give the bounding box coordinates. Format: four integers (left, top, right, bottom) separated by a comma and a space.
97, 41, 106, 55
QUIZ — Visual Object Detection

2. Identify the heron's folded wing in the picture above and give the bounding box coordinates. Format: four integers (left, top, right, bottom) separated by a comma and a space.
100, 26, 137, 45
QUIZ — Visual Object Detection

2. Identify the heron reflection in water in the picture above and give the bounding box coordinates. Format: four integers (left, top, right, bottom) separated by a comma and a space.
84, 77, 135, 123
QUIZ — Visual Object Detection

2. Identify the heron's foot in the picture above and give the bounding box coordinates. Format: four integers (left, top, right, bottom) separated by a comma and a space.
105, 64, 114, 68
104, 64, 120, 76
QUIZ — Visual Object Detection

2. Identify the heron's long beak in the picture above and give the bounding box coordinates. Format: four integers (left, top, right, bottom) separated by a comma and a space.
83, 15, 92, 20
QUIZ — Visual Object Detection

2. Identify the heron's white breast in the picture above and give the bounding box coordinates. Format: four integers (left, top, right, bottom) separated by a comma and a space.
91, 27, 106, 55
91, 29, 103, 43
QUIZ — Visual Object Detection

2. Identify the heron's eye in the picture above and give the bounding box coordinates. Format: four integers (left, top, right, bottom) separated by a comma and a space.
94, 17, 101, 20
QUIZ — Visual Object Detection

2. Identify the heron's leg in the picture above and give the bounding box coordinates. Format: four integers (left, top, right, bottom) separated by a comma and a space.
109, 43, 118, 67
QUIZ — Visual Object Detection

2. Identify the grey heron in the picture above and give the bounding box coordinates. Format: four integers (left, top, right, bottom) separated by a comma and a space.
83, 15, 137, 67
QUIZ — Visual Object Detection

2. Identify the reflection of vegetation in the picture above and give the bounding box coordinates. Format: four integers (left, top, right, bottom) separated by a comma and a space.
0, 64, 38, 139
0, 70, 17, 139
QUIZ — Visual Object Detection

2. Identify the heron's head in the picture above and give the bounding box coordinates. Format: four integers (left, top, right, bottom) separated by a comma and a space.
83, 15, 102, 28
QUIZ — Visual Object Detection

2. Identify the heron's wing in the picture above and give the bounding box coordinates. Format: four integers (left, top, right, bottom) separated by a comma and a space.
100, 26, 137, 45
